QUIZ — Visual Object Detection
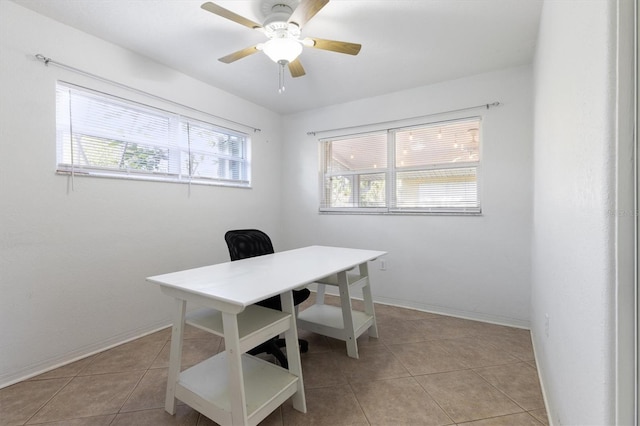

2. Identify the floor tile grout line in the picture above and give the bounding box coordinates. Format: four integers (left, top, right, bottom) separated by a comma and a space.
348, 341, 456, 424
524, 408, 548, 426
468, 368, 530, 416
116, 366, 151, 416
409, 365, 538, 423
459, 411, 545, 426
21, 376, 74, 426
108, 412, 118, 426
471, 363, 546, 413
346, 381, 374, 425
428, 343, 528, 371
76, 352, 99, 377
413, 373, 458, 425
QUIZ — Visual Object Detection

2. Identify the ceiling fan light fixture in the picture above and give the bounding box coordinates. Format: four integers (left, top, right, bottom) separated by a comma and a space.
203, 0, 361, 85
263, 37, 303, 63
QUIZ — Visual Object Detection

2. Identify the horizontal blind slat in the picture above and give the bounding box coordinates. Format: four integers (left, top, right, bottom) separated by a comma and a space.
55, 82, 250, 187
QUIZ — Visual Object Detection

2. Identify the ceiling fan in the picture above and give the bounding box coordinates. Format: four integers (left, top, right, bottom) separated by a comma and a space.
201, 0, 361, 90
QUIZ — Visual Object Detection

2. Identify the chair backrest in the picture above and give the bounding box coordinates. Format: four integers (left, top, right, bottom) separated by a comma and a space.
224, 229, 275, 261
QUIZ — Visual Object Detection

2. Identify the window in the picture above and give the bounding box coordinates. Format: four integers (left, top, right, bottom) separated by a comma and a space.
55, 82, 250, 187
320, 117, 481, 214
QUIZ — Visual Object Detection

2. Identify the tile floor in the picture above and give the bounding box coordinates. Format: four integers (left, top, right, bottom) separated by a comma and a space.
1, 294, 548, 425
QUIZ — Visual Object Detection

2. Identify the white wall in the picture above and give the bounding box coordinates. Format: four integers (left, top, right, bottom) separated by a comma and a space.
280, 66, 534, 327
0, 1, 284, 387
531, 1, 617, 424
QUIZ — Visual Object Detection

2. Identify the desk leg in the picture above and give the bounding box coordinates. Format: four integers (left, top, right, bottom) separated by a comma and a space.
165, 299, 186, 415
337, 271, 359, 359
281, 291, 307, 413
360, 262, 379, 338
221, 312, 248, 425
315, 282, 326, 305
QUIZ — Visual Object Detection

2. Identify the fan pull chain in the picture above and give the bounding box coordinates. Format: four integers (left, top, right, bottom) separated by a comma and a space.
278, 60, 286, 94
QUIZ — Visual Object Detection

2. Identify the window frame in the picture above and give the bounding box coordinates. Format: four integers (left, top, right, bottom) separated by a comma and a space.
319, 117, 482, 215
55, 82, 251, 188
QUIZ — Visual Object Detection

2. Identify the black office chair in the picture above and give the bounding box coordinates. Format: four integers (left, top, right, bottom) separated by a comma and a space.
224, 229, 310, 368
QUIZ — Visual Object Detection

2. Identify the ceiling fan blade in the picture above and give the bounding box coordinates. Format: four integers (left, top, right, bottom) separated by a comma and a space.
288, 59, 306, 78
201, 2, 262, 30
288, 0, 329, 29
218, 45, 260, 63
305, 37, 362, 55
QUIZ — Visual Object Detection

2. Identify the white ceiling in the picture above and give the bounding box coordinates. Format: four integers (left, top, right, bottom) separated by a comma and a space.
12, 0, 543, 115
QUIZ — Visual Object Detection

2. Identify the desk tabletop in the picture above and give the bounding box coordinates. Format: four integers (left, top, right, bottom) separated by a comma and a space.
147, 245, 386, 311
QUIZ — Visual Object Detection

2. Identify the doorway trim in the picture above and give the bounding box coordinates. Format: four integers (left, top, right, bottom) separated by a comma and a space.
614, 0, 637, 424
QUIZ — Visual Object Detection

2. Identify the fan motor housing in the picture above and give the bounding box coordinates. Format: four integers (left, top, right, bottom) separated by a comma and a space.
264, 4, 299, 38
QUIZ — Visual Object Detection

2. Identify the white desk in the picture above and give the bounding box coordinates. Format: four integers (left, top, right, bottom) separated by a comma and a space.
147, 245, 385, 426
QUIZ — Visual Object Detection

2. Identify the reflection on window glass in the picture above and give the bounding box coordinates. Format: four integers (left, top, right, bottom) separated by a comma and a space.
320, 118, 481, 214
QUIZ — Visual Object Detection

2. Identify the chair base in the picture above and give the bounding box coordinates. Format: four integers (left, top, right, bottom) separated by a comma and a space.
248, 337, 309, 369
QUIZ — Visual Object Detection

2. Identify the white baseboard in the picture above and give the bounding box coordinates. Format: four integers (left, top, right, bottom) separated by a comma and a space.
530, 330, 554, 426
308, 285, 530, 329
0, 319, 172, 390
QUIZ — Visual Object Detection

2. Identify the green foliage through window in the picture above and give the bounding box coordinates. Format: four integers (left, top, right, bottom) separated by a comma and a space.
56, 82, 250, 187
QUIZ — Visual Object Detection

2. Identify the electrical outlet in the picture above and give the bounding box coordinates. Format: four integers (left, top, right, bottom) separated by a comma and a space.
380, 259, 386, 271
544, 314, 550, 337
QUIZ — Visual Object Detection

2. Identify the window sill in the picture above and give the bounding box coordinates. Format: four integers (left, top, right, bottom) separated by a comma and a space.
319, 209, 482, 216
56, 170, 251, 189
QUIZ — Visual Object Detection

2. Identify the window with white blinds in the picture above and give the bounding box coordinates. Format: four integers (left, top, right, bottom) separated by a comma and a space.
55, 82, 250, 187
321, 133, 388, 210
320, 117, 481, 214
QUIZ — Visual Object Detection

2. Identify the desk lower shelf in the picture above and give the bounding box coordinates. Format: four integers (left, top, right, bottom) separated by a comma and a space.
176, 352, 299, 425
297, 304, 374, 341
